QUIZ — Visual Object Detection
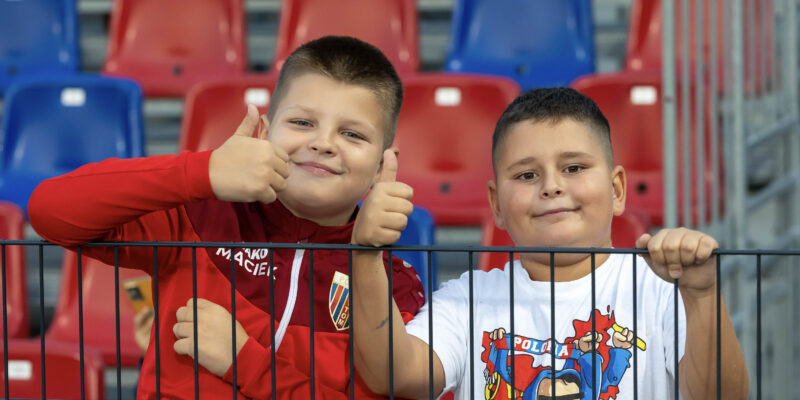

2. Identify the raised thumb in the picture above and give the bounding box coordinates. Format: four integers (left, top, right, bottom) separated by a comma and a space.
233, 104, 260, 138
377, 149, 398, 183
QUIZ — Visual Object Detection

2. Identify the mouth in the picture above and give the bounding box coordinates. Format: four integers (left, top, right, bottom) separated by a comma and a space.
294, 161, 342, 176
534, 207, 578, 218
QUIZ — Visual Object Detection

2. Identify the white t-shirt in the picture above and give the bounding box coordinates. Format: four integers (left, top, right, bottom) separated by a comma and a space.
406, 253, 686, 400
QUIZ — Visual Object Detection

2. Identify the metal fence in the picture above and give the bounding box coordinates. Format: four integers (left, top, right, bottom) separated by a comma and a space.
1, 240, 799, 399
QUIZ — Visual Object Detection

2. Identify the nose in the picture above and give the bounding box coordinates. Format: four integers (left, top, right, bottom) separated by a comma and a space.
539, 171, 564, 199
308, 129, 337, 155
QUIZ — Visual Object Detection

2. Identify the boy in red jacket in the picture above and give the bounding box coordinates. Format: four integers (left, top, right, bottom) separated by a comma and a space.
29, 36, 424, 399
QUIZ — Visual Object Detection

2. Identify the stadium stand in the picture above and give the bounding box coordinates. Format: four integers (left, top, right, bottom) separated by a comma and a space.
0, 201, 28, 339
394, 73, 521, 225
394, 206, 437, 295
102, 0, 248, 97
46, 250, 150, 367
0, 0, 79, 97
0, 339, 105, 400
444, 0, 595, 89
272, 0, 419, 75
0, 75, 145, 218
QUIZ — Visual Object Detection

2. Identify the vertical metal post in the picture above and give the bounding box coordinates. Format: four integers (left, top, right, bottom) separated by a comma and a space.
682, 0, 693, 227
695, 0, 707, 230
710, 0, 721, 230
731, 0, 748, 249
664, 0, 679, 228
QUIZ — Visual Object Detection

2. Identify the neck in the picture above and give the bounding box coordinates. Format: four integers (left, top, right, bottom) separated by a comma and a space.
519, 240, 613, 282
276, 198, 355, 227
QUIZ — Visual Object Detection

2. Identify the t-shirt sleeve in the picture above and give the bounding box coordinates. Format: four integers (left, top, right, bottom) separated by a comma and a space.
661, 282, 687, 378
406, 274, 469, 397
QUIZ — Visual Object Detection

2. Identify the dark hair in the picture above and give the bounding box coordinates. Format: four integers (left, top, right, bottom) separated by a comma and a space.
491, 87, 613, 170
267, 36, 403, 149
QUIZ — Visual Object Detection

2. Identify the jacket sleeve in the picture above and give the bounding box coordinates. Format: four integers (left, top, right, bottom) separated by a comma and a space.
28, 151, 216, 273
222, 338, 350, 400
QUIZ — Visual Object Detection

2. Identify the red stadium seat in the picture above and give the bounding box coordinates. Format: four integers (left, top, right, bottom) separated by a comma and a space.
0, 201, 28, 338
394, 74, 521, 225
46, 250, 149, 366
624, 0, 772, 94
180, 74, 278, 152
272, 0, 419, 76
0, 339, 105, 400
478, 208, 651, 271
572, 71, 722, 226
102, 0, 247, 97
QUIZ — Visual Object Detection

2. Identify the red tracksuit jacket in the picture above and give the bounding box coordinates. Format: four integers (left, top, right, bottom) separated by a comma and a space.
28, 151, 425, 399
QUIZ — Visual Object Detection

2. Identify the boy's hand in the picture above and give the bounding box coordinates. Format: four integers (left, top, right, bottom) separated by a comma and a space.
209, 104, 290, 204
172, 298, 249, 377
636, 227, 718, 297
352, 149, 413, 247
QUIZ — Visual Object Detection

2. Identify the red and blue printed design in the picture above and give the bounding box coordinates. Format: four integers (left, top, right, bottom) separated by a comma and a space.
329, 271, 351, 330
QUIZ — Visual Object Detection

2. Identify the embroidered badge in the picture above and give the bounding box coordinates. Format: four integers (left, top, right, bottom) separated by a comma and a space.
329, 271, 350, 330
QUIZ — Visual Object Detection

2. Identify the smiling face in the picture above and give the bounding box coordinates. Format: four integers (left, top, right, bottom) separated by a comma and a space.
488, 118, 626, 266
266, 73, 387, 226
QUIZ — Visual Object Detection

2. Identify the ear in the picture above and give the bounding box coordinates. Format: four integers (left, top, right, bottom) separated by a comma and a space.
258, 115, 270, 140
487, 180, 507, 230
373, 146, 400, 184
611, 165, 627, 216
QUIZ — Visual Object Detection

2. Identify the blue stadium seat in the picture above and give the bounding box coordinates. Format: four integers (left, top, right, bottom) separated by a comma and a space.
395, 206, 437, 295
0, 0, 80, 96
0, 75, 145, 217
444, 0, 595, 89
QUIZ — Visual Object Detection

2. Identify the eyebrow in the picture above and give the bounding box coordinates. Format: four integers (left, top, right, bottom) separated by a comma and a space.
505, 151, 595, 171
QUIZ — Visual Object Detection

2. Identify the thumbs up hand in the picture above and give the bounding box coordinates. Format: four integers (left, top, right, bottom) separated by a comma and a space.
351, 149, 414, 247
209, 105, 290, 203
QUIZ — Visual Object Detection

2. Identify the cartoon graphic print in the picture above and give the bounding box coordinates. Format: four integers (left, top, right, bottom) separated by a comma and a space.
481, 308, 646, 400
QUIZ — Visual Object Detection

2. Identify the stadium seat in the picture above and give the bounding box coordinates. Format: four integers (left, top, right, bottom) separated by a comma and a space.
572, 71, 721, 226
0, 0, 79, 96
0, 75, 145, 218
444, 0, 595, 89
102, 0, 247, 97
272, 0, 419, 75
624, 0, 772, 94
394, 206, 437, 295
0, 201, 28, 338
0, 339, 105, 400
394, 74, 521, 225
478, 208, 651, 271
179, 74, 278, 152
46, 250, 150, 367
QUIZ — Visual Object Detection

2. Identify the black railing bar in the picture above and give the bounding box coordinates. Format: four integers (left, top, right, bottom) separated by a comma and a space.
309, 250, 315, 400
2, 240, 798, 257
230, 249, 238, 399
2, 244, 9, 400
114, 247, 122, 400
591, 252, 596, 400
716, 255, 721, 400
756, 254, 762, 400
153, 247, 160, 398
673, 277, 679, 400
468, 251, 475, 400
427, 250, 434, 400
38, 244, 46, 400
508, 251, 515, 399
632, 255, 638, 399
387, 249, 394, 400
269, 250, 277, 400
192, 247, 199, 400
347, 250, 354, 400
549, 252, 555, 400
77, 247, 86, 400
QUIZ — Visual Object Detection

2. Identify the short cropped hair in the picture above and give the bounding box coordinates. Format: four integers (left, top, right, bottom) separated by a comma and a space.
267, 36, 403, 149
491, 87, 613, 170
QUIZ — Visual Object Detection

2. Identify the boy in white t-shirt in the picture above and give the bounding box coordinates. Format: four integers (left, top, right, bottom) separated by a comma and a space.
349, 87, 749, 399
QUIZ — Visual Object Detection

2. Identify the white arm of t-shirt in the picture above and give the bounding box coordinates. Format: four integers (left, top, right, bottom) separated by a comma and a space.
406, 274, 470, 397
662, 280, 687, 378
